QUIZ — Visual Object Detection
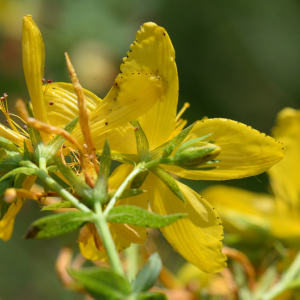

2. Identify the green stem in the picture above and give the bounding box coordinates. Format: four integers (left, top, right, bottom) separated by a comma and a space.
94, 202, 125, 276
103, 164, 146, 217
262, 251, 300, 300
35, 169, 91, 213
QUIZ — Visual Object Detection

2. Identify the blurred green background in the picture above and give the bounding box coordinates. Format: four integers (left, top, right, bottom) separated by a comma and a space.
1, 0, 300, 298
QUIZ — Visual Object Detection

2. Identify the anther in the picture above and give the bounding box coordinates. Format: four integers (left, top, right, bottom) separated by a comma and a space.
63, 144, 66, 148
49, 101, 54, 105
3, 93, 8, 98
42, 78, 45, 83
0, 97, 4, 101
47, 80, 53, 84
23, 125, 27, 130
5, 120, 9, 123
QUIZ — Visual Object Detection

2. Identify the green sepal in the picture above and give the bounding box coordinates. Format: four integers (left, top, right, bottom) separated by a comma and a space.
111, 153, 138, 165
101, 189, 148, 206
45, 116, 79, 160
69, 267, 131, 300
0, 176, 15, 221
131, 171, 149, 189
106, 205, 187, 228
47, 165, 60, 173
0, 167, 37, 183
131, 120, 149, 161
23, 140, 30, 161
25, 100, 43, 149
24, 211, 92, 239
149, 123, 195, 160
94, 140, 111, 204
150, 166, 185, 203
53, 156, 94, 207
176, 133, 213, 154
0, 156, 23, 172
41, 200, 73, 211
13, 173, 28, 189
131, 253, 162, 294
137, 292, 168, 300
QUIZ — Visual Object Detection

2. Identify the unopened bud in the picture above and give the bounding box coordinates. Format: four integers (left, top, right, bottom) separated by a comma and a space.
173, 141, 220, 169
4, 188, 17, 203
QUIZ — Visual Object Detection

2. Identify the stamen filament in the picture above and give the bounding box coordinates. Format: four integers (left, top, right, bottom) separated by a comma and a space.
176, 102, 190, 122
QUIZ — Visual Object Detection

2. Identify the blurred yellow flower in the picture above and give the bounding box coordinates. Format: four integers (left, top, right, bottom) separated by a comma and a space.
202, 107, 300, 247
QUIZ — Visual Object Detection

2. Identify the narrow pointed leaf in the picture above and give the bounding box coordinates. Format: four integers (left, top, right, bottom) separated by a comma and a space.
106, 205, 187, 228
131, 120, 149, 161
0, 157, 23, 171
24, 211, 92, 239
69, 267, 131, 300
111, 153, 138, 165
23, 140, 30, 161
25, 101, 43, 148
53, 156, 94, 206
132, 253, 162, 294
46, 116, 79, 156
137, 292, 168, 300
131, 171, 149, 189
94, 140, 111, 203
41, 200, 72, 211
150, 166, 185, 203
0, 167, 37, 183
149, 123, 195, 160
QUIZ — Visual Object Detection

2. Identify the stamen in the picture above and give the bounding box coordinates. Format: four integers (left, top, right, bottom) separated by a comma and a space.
176, 102, 190, 122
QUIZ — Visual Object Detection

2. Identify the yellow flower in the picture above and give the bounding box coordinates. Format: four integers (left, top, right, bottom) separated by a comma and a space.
0, 15, 163, 241
78, 25, 284, 273
201, 107, 300, 247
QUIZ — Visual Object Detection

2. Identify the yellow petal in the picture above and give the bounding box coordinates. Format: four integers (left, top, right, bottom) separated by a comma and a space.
0, 123, 26, 147
22, 15, 48, 142
268, 108, 300, 211
0, 198, 22, 241
163, 118, 284, 180
122, 22, 179, 150
201, 185, 274, 240
146, 173, 226, 273
44, 82, 101, 129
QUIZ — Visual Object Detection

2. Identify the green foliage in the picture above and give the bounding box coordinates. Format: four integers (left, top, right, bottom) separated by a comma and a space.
24, 211, 92, 239
150, 166, 185, 203
41, 200, 72, 211
106, 205, 187, 228
149, 122, 195, 160
130, 171, 149, 189
69, 267, 131, 300
131, 253, 162, 295
0, 176, 15, 221
131, 120, 149, 161
137, 292, 168, 300
110, 153, 139, 165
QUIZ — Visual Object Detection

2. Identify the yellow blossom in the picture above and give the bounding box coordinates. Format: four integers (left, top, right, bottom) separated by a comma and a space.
77, 24, 284, 273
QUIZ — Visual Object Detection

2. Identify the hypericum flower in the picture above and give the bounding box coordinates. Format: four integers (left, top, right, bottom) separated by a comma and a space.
201, 108, 300, 248
77, 25, 284, 273
0, 15, 163, 241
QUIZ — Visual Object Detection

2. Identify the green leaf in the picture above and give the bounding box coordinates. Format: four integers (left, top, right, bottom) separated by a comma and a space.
132, 253, 162, 294
0, 167, 37, 183
53, 156, 94, 207
0, 136, 21, 156
0, 157, 22, 171
47, 165, 60, 173
150, 166, 185, 203
131, 171, 149, 189
111, 153, 138, 165
131, 120, 149, 161
13, 173, 28, 189
41, 200, 72, 211
149, 123, 195, 160
24, 211, 92, 239
46, 117, 79, 157
25, 100, 43, 148
107, 205, 187, 228
23, 140, 30, 161
69, 267, 131, 300
94, 140, 111, 204
137, 292, 168, 300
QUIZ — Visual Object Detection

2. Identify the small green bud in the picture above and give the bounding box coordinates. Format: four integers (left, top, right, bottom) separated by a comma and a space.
173, 141, 220, 169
